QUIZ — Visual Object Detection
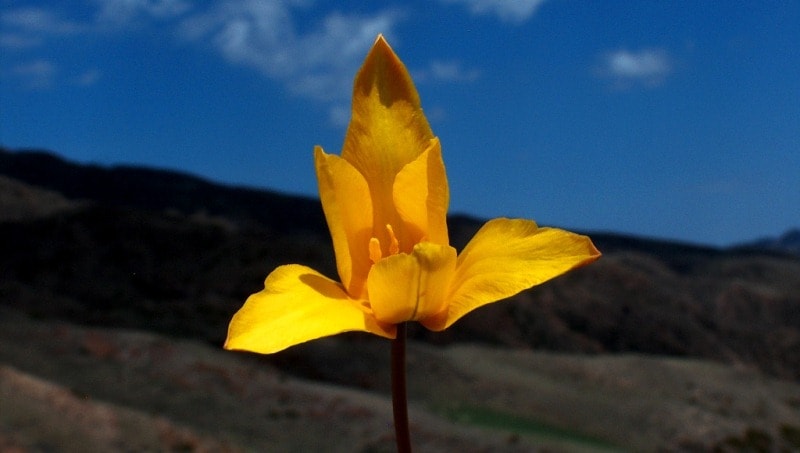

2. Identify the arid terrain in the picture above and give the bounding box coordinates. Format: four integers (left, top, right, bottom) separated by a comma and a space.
2, 148, 800, 451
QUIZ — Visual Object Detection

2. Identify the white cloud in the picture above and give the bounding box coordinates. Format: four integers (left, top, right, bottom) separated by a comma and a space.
597, 49, 672, 88
428, 60, 481, 82
4, 60, 100, 90
1, 7, 83, 35
10, 59, 57, 89
606, 50, 670, 78
178, 1, 400, 101
72, 69, 102, 86
3, 1, 476, 123
1, 7, 98, 88
2, 1, 403, 104
0, 7, 83, 50
439, 0, 547, 23
91, 0, 192, 24
412, 60, 481, 85
0, 33, 42, 50
327, 104, 351, 127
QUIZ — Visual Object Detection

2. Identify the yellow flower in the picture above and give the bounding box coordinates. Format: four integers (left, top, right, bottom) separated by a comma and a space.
224, 35, 600, 354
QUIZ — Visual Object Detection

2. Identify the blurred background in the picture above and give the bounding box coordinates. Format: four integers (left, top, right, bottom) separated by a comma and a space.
2, 1, 800, 451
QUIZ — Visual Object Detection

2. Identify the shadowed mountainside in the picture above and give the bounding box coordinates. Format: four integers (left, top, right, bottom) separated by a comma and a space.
0, 147, 325, 234
1, 147, 800, 381
3, 306, 800, 452
3, 147, 800, 451
736, 228, 800, 256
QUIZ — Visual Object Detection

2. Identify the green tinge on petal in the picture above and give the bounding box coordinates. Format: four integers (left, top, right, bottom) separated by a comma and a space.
225, 264, 395, 354
423, 218, 601, 331
315, 146, 374, 298
393, 138, 450, 249
367, 242, 457, 324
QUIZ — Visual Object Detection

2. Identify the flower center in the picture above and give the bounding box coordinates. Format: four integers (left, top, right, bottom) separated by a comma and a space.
369, 224, 400, 264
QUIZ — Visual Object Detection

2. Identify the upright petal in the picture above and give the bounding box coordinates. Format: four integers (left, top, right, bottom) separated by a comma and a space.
367, 242, 457, 324
315, 146, 374, 298
422, 218, 601, 331
225, 264, 395, 354
342, 35, 434, 181
341, 35, 435, 247
393, 138, 450, 248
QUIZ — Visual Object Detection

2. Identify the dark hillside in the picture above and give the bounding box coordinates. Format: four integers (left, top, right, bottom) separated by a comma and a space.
0, 147, 325, 234
2, 148, 800, 381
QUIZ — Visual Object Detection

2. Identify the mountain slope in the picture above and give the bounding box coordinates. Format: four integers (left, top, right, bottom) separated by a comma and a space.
1, 147, 800, 381
0, 147, 325, 234
2, 307, 800, 452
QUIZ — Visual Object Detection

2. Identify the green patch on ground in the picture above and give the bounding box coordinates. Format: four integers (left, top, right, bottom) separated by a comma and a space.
435, 404, 624, 452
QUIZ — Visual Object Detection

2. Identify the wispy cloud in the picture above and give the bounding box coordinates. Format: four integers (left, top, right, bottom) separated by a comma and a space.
2, 1, 405, 112
327, 104, 351, 128
179, 1, 400, 102
0, 7, 90, 89
2, 1, 474, 122
3, 59, 101, 89
10, 59, 57, 89
90, 0, 192, 25
1, 7, 83, 35
72, 69, 102, 87
0, 7, 82, 50
597, 48, 673, 88
417, 60, 481, 83
0, 32, 41, 50
439, 0, 547, 23
430, 60, 480, 82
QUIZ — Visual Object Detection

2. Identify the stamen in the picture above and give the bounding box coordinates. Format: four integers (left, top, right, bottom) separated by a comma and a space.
386, 224, 400, 255
369, 224, 400, 264
369, 237, 382, 264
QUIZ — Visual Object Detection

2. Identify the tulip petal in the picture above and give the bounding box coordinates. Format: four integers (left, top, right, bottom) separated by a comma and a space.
225, 264, 395, 354
393, 138, 450, 248
343, 35, 434, 180
315, 146, 374, 298
341, 36, 435, 243
423, 218, 601, 331
367, 242, 457, 324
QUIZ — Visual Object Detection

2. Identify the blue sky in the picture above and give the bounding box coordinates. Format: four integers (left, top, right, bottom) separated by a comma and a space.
2, 0, 798, 246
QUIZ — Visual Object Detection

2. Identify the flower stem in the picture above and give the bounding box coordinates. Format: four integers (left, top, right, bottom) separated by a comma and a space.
391, 322, 411, 452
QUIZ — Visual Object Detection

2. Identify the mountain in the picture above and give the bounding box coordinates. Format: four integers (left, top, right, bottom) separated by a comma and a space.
735, 228, 800, 256
0, 147, 325, 235
3, 147, 800, 450
3, 307, 799, 452
2, 146, 799, 377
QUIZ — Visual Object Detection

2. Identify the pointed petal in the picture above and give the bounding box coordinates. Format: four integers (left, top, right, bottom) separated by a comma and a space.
393, 138, 450, 248
367, 242, 457, 324
340, 36, 435, 244
225, 264, 395, 354
423, 218, 601, 331
342, 35, 434, 179
315, 146, 374, 298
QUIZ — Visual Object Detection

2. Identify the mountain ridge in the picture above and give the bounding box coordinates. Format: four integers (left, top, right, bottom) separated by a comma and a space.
2, 146, 800, 382
0, 147, 325, 235
3, 147, 795, 257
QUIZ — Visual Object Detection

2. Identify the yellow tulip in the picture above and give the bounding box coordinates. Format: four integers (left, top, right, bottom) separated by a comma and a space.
225, 35, 600, 354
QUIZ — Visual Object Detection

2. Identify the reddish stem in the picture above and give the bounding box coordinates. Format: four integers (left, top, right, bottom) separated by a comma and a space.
391, 323, 411, 452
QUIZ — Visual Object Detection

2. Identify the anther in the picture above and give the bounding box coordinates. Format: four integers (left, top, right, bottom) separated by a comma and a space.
369, 237, 382, 264
386, 224, 399, 255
